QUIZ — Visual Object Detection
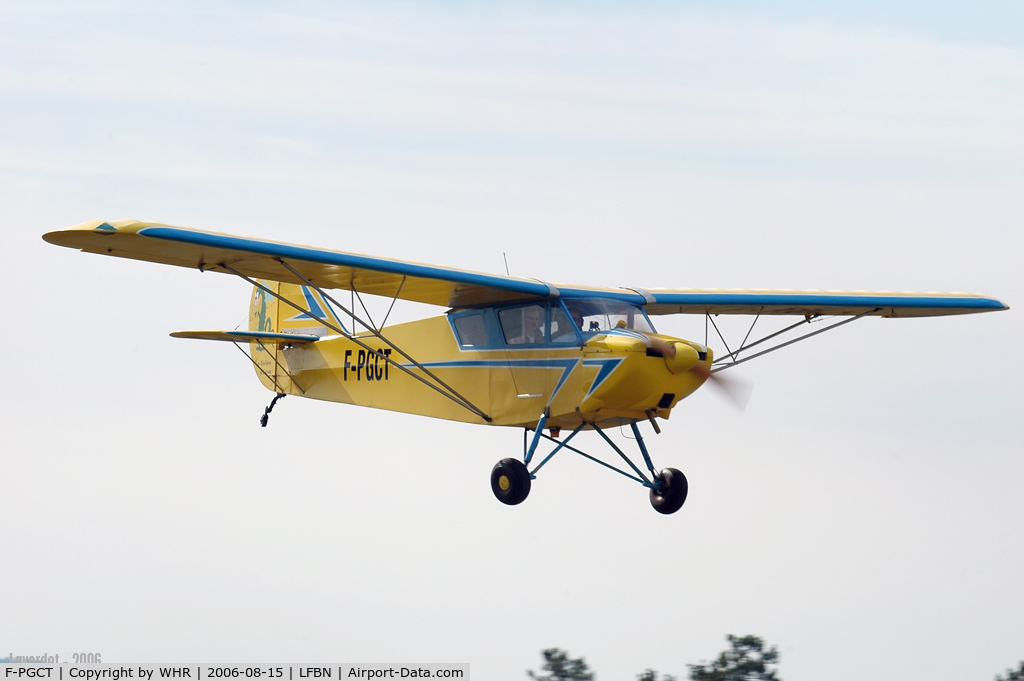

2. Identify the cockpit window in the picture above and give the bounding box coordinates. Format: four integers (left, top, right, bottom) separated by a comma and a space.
499, 304, 546, 345
452, 312, 490, 347
564, 299, 655, 334
450, 299, 654, 350
549, 306, 579, 344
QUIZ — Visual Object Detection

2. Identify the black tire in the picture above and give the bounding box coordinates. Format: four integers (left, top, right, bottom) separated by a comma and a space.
491, 458, 532, 505
649, 468, 688, 514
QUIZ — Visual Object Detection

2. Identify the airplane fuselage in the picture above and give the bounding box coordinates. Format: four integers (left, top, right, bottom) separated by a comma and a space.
253, 306, 711, 429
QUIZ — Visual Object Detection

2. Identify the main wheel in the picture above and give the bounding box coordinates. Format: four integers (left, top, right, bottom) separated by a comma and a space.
491, 458, 532, 505
649, 468, 688, 514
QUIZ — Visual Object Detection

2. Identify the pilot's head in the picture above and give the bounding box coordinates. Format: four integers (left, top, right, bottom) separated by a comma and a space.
524, 307, 542, 333
567, 306, 584, 329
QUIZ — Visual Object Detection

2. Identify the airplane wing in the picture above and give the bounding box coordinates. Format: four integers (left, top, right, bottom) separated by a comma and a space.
44, 220, 1007, 317
44, 220, 554, 308
170, 330, 321, 344
638, 288, 1008, 318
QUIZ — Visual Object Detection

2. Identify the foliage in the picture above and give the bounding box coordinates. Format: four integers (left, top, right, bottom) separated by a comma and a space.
638, 670, 677, 681
996, 661, 1024, 681
527, 648, 594, 681
687, 635, 780, 681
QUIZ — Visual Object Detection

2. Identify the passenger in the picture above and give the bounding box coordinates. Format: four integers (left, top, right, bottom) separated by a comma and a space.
509, 307, 544, 344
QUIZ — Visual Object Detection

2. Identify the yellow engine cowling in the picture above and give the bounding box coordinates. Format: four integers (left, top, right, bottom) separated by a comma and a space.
581, 334, 710, 414
664, 342, 700, 374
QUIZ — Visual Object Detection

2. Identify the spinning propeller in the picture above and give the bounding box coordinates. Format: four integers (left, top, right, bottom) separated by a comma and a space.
648, 333, 752, 411
691, 363, 753, 412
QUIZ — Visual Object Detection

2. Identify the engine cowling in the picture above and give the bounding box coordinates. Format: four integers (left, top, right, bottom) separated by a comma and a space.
664, 342, 700, 374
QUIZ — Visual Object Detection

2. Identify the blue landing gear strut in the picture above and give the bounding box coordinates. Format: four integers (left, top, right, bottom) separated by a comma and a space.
490, 415, 688, 514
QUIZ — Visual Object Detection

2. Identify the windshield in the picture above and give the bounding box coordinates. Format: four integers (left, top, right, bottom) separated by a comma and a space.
562, 299, 655, 335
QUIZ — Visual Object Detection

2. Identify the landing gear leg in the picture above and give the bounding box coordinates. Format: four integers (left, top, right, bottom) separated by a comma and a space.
649, 468, 688, 515
260, 393, 286, 428
495, 420, 687, 514
490, 458, 531, 506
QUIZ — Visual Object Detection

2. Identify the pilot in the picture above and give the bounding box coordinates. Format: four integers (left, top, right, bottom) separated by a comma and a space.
552, 305, 585, 343
567, 305, 585, 330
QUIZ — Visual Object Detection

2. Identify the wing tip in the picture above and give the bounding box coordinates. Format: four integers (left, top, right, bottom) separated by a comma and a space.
43, 219, 161, 247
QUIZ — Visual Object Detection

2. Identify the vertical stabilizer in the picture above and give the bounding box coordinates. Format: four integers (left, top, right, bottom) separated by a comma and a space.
246, 282, 346, 394
249, 281, 278, 334
249, 281, 283, 392
273, 283, 347, 336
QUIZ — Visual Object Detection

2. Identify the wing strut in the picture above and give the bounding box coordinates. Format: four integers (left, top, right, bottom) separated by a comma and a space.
707, 314, 737, 362
220, 263, 492, 423
737, 310, 763, 359
351, 283, 377, 331
378, 276, 406, 330
271, 258, 491, 422
710, 308, 880, 373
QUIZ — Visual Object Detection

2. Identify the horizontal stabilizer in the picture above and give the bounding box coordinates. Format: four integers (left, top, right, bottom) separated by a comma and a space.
170, 330, 321, 344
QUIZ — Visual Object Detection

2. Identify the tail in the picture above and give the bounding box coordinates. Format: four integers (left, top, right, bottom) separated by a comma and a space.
248, 281, 346, 336
247, 281, 347, 393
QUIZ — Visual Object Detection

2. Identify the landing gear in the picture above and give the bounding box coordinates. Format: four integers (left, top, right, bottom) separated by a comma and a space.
260, 393, 286, 427
490, 458, 532, 505
649, 468, 688, 515
493, 420, 689, 514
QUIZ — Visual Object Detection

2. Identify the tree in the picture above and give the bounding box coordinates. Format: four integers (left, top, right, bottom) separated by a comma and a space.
688, 635, 780, 681
996, 661, 1024, 681
527, 648, 594, 681
637, 670, 677, 681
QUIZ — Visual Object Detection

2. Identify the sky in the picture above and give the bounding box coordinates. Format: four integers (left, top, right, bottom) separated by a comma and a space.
1, 1, 1022, 679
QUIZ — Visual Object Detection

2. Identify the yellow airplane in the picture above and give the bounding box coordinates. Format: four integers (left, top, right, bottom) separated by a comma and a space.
44, 220, 1008, 514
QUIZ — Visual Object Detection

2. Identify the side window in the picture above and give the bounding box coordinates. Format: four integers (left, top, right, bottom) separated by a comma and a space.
453, 312, 490, 347
550, 306, 579, 344
499, 304, 546, 345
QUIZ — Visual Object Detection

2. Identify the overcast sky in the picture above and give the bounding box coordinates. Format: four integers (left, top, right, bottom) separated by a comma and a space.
2, 2, 1021, 679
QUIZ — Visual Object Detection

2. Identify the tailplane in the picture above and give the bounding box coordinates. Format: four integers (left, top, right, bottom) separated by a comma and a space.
173, 282, 348, 416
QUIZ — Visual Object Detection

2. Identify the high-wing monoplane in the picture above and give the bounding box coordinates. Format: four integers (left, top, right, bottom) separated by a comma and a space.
44, 220, 1008, 514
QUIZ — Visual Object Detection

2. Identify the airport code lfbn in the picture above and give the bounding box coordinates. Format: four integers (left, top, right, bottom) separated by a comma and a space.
1, 666, 468, 680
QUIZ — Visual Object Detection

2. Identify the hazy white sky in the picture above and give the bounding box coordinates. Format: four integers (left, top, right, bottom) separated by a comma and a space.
2, 2, 1021, 680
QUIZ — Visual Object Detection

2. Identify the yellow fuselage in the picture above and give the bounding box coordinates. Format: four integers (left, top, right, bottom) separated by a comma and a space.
253, 314, 711, 430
